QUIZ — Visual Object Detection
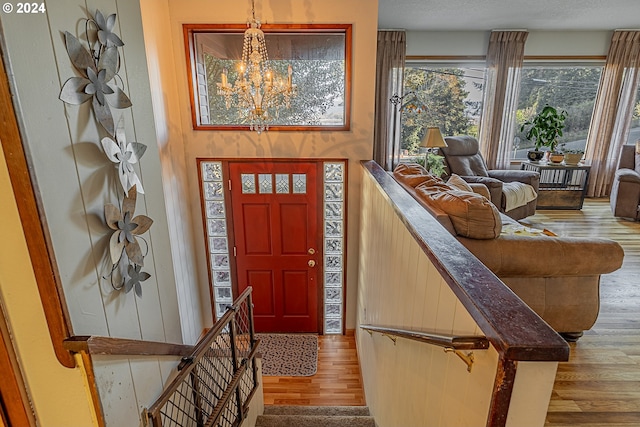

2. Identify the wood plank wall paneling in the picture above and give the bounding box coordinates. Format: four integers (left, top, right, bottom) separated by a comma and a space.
1, 1, 186, 425
520, 200, 640, 427
357, 170, 499, 426
357, 162, 565, 427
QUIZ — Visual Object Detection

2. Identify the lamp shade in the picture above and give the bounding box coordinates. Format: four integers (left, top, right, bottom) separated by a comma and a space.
420, 127, 447, 148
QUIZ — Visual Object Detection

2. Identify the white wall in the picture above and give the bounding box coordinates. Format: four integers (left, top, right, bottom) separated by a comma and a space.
140, 0, 206, 345
141, 0, 379, 331
0, 146, 97, 427
407, 31, 489, 56
407, 30, 612, 57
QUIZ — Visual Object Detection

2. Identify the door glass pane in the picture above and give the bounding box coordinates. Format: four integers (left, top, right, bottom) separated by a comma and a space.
259, 174, 273, 194
275, 174, 289, 193
241, 173, 256, 194
292, 173, 307, 194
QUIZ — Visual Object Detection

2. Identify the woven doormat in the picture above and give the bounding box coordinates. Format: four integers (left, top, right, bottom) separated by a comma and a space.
256, 333, 318, 376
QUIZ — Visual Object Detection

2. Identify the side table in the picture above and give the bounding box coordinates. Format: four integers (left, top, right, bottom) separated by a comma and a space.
521, 161, 591, 209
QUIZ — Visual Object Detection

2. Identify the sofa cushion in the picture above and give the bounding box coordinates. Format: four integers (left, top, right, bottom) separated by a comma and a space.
393, 163, 434, 187
447, 174, 473, 192
415, 183, 502, 239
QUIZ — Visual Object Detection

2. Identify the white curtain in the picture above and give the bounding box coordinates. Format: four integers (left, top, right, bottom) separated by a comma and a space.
373, 31, 406, 170
584, 31, 640, 197
478, 31, 528, 169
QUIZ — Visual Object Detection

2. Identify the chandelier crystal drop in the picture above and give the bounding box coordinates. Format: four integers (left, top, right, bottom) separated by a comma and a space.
217, 0, 297, 134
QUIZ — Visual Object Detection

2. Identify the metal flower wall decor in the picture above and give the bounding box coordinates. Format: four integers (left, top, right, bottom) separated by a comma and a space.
59, 10, 153, 297
59, 10, 131, 136
105, 186, 153, 296
102, 118, 147, 194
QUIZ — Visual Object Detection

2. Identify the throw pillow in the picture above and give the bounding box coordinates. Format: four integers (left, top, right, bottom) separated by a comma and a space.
447, 174, 473, 192
415, 185, 501, 239
394, 163, 429, 176
394, 163, 443, 188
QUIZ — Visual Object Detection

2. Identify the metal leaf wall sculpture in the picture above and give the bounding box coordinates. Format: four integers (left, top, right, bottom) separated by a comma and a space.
59, 10, 153, 296
59, 10, 132, 136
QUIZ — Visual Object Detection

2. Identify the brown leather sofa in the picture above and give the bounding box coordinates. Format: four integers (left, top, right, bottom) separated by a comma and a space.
393, 163, 625, 341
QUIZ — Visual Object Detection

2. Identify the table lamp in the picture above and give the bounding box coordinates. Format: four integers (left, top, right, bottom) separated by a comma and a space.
420, 127, 447, 155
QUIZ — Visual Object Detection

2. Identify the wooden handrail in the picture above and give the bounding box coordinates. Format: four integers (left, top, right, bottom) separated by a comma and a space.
66, 289, 257, 358
360, 325, 489, 350
1, 50, 75, 368
63, 336, 193, 357
361, 160, 569, 363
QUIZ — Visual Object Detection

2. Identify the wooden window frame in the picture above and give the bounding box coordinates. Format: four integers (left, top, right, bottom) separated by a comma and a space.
183, 23, 352, 132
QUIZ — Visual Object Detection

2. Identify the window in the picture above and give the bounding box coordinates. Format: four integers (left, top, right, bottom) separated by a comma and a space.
513, 62, 604, 158
184, 24, 351, 131
400, 61, 486, 160
628, 83, 640, 145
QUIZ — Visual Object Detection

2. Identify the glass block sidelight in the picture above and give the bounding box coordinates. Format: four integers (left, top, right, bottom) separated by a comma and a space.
206, 200, 225, 218
323, 161, 345, 334
201, 161, 233, 320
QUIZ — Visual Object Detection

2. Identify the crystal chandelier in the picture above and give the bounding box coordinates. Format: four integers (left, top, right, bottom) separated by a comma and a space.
217, 0, 297, 134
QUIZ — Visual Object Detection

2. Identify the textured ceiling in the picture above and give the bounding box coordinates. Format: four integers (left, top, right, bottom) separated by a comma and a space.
378, 0, 640, 31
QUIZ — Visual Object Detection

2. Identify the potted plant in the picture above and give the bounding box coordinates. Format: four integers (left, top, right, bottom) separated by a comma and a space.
416, 153, 447, 178
426, 153, 446, 178
561, 145, 585, 165
520, 105, 568, 163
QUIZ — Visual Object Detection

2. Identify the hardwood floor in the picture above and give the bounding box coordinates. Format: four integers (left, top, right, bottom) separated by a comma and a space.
261, 334, 366, 406
522, 198, 640, 426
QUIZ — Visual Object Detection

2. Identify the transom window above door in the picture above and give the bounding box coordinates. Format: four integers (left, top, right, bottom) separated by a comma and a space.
184, 24, 352, 131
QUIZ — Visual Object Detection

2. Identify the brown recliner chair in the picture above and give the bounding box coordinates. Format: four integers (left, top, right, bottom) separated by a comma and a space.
610, 144, 640, 220
441, 135, 540, 220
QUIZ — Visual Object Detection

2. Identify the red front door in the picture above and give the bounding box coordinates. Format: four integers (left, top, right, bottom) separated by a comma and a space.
229, 161, 321, 332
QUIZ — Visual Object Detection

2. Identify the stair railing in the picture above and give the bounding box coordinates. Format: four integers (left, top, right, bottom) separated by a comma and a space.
144, 287, 259, 427
360, 324, 489, 372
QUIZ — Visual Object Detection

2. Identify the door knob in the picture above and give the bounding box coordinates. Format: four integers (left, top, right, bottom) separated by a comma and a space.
308, 248, 316, 255
308, 260, 316, 267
